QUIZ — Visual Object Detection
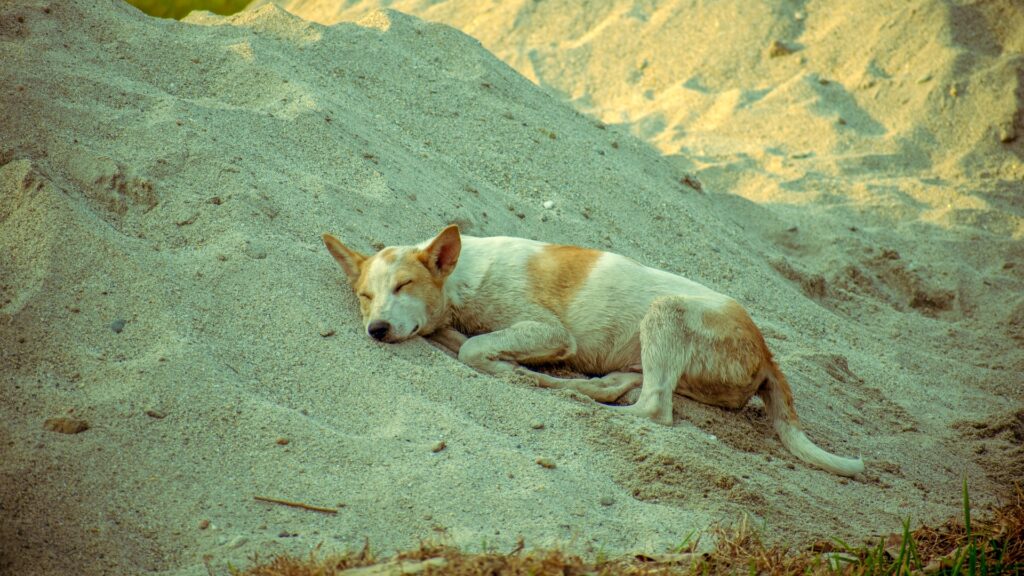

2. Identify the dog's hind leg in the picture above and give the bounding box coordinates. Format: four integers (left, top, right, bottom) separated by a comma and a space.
526, 370, 643, 402
613, 296, 695, 425
615, 295, 765, 425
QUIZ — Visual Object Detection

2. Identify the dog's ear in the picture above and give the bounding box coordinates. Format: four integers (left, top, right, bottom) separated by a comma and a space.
322, 233, 367, 287
420, 225, 461, 279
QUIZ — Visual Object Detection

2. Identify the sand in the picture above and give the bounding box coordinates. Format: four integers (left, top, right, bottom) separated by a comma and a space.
1, 0, 1022, 574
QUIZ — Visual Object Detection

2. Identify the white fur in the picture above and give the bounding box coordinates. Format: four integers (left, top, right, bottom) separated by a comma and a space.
324, 227, 865, 477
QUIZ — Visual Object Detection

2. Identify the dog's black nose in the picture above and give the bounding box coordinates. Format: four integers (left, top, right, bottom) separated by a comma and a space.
367, 320, 390, 341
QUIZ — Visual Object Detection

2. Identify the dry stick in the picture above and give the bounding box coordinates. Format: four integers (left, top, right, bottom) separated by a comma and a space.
253, 495, 339, 514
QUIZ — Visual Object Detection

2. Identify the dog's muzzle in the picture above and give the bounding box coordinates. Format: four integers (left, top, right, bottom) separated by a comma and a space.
367, 320, 419, 342
367, 320, 390, 341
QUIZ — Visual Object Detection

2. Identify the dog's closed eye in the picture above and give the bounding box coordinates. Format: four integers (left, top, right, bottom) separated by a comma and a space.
358, 292, 373, 301
394, 280, 412, 294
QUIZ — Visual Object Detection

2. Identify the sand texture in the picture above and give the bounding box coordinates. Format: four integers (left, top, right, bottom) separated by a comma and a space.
1, 0, 1023, 574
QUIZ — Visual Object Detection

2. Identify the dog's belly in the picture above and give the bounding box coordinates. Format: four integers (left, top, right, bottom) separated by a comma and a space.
569, 328, 643, 375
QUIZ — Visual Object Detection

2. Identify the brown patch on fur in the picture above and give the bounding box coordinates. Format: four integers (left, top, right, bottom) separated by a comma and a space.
398, 251, 445, 314
417, 225, 461, 282
378, 247, 397, 264
527, 244, 601, 317
351, 268, 375, 320
681, 300, 774, 409
681, 378, 757, 410
322, 233, 367, 286
701, 303, 800, 424
764, 364, 799, 422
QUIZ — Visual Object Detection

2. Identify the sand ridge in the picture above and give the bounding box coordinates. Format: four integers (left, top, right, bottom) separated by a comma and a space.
1, 0, 1022, 574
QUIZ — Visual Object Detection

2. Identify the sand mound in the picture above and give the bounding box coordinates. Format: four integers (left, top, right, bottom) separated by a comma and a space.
1, 0, 1021, 574
271, 0, 1024, 178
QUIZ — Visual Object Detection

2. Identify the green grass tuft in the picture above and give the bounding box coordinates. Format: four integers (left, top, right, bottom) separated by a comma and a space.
122, 0, 253, 20
230, 483, 1024, 575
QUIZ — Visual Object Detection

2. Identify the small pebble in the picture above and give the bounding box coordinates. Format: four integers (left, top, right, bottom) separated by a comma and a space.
536, 457, 556, 469
198, 519, 210, 530
227, 536, 248, 549
110, 319, 126, 333
599, 496, 615, 506
319, 327, 336, 337
680, 175, 703, 191
431, 440, 446, 453
276, 438, 290, 445
542, 200, 555, 210
768, 40, 792, 58
145, 409, 166, 419
44, 417, 89, 434
530, 421, 545, 430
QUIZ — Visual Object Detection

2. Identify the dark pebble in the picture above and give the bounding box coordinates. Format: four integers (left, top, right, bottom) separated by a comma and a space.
110, 319, 127, 333
44, 417, 89, 434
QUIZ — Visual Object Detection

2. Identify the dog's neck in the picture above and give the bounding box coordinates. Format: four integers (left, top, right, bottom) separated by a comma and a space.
439, 236, 482, 306
436, 236, 497, 334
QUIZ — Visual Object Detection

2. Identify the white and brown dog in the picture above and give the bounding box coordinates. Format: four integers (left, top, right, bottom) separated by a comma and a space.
323, 225, 864, 477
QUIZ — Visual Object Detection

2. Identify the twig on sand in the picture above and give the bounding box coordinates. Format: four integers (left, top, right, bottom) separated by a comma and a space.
253, 495, 339, 514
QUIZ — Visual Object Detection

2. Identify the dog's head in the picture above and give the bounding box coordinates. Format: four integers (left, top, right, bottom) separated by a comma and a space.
322, 225, 461, 343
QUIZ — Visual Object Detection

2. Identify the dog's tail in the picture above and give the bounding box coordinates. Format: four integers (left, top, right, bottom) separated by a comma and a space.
758, 363, 864, 477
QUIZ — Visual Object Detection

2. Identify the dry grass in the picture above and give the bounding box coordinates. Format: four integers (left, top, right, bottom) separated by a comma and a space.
231, 484, 1023, 576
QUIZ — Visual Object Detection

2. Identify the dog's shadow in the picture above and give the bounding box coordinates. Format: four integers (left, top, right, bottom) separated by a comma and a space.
670, 396, 775, 456
535, 363, 775, 457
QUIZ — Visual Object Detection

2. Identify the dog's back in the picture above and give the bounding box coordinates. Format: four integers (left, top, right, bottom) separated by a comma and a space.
446, 236, 729, 375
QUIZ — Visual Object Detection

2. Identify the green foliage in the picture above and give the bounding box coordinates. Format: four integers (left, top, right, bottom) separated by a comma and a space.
233, 480, 1024, 575
828, 478, 1022, 576
122, 0, 253, 20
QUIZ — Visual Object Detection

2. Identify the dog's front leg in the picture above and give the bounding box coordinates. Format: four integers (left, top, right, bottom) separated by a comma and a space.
458, 321, 574, 378
459, 322, 641, 402
425, 327, 466, 354
427, 327, 468, 357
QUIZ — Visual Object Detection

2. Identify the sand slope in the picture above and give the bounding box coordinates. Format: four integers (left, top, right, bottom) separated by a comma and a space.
1, 0, 1022, 574
272, 0, 1024, 175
